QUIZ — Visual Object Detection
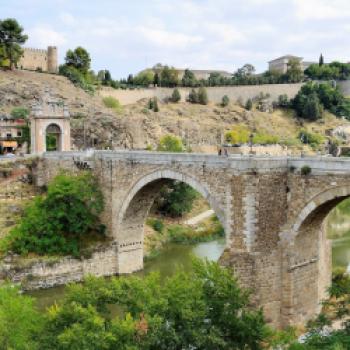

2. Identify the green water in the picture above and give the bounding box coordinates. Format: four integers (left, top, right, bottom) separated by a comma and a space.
327, 205, 350, 272
29, 239, 226, 310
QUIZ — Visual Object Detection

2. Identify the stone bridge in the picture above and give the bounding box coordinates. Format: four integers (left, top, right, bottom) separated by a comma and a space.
35, 150, 350, 327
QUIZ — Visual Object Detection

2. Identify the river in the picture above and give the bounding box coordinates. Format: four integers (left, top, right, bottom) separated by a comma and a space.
29, 208, 350, 310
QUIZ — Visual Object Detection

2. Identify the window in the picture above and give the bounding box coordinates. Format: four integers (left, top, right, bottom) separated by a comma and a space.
6, 133, 12, 138
17, 131, 22, 137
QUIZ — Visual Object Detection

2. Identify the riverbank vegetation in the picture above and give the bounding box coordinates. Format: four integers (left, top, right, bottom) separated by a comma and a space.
0, 261, 349, 349
0, 172, 106, 258
0, 259, 268, 350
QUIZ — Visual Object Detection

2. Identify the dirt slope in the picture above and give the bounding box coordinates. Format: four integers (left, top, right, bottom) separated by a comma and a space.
0, 70, 348, 153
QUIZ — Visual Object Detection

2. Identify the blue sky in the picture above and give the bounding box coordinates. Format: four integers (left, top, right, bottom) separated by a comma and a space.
2, 0, 350, 79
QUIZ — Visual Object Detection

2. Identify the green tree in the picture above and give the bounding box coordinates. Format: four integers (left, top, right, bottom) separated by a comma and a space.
188, 88, 199, 103
160, 65, 179, 87
10, 106, 29, 119
0, 18, 28, 69
8, 172, 105, 256
286, 58, 303, 83
198, 86, 208, 105
127, 73, 134, 85
65, 46, 91, 74
171, 88, 181, 102
157, 134, 184, 152
225, 125, 250, 144
38, 260, 267, 349
245, 98, 253, 110
133, 69, 154, 86
182, 68, 197, 87
157, 181, 198, 217
0, 284, 42, 350
153, 97, 159, 112
221, 95, 230, 107
153, 72, 159, 86
319, 53, 324, 66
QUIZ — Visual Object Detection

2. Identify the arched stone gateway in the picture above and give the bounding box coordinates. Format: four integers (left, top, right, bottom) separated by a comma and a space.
36, 152, 350, 327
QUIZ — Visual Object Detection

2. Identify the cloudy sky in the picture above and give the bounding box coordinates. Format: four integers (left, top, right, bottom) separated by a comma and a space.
2, 0, 350, 78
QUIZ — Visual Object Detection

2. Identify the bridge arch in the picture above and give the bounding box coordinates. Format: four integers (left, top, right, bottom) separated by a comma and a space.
282, 185, 350, 325
115, 169, 227, 273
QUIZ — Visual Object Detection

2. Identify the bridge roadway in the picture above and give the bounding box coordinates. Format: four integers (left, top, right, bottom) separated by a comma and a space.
35, 150, 350, 328
42, 149, 350, 174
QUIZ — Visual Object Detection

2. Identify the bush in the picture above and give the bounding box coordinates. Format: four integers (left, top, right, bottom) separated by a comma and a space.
245, 98, 253, 110
253, 132, 280, 144
35, 260, 267, 349
298, 130, 325, 150
102, 96, 122, 113
188, 88, 198, 103
146, 218, 164, 233
198, 86, 208, 105
153, 97, 159, 112
225, 125, 250, 144
147, 98, 154, 109
8, 172, 105, 257
171, 88, 181, 103
221, 95, 230, 107
277, 94, 290, 108
301, 165, 311, 176
10, 107, 29, 119
157, 135, 185, 152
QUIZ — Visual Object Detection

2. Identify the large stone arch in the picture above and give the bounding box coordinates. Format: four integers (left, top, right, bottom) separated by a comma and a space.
281, 185, 350, 326
115, 169, 227, 274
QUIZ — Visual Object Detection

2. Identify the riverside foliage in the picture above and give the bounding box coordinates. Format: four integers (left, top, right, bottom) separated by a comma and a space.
4, 172, 105, 257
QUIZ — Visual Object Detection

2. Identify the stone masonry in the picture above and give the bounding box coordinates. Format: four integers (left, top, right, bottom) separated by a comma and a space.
26, 151, 350, 328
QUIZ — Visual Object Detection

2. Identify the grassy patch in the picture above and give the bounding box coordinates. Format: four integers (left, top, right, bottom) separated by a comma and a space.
102, 96, 123, 113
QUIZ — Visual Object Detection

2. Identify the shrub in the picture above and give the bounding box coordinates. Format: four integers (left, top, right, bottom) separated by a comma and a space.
146, 218, 164, 233
171, 88, 181, 103
225, 125, 250, 144
188, 88, 198, 103
198, 86, 208, 105
147, 98, 154, 110
221, 95, 230, 107
253, 132, 280, 144
245, 98, 253, 110
153, 97, 159, 112
8, 172, 105, 257
10, 107, 29, 119
277, 94, 290, 108
102, 96, 122, 113
301, 165, 311, 176
157, 135, 185, 152
298, 130, 325, 150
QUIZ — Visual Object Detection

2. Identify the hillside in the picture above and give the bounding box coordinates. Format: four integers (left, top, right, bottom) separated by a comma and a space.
0, 70, 349, 153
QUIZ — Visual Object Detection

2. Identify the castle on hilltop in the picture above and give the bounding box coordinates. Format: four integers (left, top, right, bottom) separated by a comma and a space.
18, 46, 58, 73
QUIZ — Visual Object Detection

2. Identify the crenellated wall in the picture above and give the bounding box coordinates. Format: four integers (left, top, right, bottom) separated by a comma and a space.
18, 46, 58, 73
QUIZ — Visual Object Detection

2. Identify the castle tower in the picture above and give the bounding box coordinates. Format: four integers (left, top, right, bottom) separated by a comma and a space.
47, 46, 58, 73
30, 87, 70, 154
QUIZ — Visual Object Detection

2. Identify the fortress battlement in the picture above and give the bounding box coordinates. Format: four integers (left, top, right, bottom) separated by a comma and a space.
19, 46, 58, 73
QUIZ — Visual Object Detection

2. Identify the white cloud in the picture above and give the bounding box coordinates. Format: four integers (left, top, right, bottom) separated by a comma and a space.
294, 0, 350, 20
27, 25, 67, 47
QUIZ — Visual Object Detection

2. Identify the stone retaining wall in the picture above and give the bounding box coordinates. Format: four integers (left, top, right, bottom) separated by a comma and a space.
0, 244, 119, 290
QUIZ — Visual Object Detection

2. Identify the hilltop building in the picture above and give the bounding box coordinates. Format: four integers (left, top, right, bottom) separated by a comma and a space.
268, 55, 316, 74
18, 46, 58, 73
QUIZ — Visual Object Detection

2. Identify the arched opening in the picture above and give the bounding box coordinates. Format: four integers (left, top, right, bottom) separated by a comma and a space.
45, 123, 62, 152
287, 187, 350, 324
116, 170, 227, 274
